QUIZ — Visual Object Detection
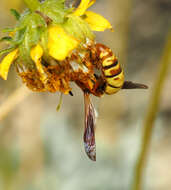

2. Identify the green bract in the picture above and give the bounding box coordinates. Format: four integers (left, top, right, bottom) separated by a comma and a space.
0, 0, 94, 69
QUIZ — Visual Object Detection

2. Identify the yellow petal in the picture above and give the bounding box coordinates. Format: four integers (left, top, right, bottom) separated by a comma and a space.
30, 44, 47, 83
0, 49, 18, 80
48, 26, 79, 61
30, 44, 43, 62
73, 0, 96, 16
88, 0, 96, 8
85, 11, 113, 31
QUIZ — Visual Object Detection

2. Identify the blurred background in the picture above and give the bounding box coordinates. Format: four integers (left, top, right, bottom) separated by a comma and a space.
0, 0, 171, 189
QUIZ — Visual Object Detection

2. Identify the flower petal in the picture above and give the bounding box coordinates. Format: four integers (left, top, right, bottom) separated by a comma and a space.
0, 49, 18, 80
84, 11, 113, 31
73, 0, 96, 16
48, 26, 79, 61
30, 44, 43, 62
30, 44, 47, 83
87, 0, 96, 9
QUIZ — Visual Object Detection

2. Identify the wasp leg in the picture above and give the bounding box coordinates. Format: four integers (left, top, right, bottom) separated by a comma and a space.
69, 91, 74, 96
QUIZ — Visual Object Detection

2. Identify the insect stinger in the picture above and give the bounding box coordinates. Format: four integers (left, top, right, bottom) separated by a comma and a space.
83, 91, 96, 161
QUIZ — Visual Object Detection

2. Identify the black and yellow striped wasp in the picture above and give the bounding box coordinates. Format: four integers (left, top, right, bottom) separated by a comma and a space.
68, 41, 148, 161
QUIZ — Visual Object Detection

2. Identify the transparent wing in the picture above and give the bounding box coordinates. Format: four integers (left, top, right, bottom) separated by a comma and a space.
83, 92, 96, 161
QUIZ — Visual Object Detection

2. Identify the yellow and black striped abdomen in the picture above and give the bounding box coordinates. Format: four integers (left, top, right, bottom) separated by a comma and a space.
99, 47, 124, 95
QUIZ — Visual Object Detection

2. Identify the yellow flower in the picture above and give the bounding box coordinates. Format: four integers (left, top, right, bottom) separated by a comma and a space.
73, 0, 112, 31
0, 49, 18, 80
48, 25, 79, 61
0, 0, 113, 94
30, 44, 47, 83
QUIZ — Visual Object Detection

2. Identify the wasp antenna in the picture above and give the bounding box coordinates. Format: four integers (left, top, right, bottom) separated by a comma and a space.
122, 81, 148, 90
83, 92, 96, 161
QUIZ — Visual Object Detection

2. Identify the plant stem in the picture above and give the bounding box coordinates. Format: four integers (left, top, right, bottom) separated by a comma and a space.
0, 86, 31, 121
24, 0, 40, 11
132, 31, 171, 190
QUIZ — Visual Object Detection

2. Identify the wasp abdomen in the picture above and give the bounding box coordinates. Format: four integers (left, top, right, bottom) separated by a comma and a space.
95, 44, 124, 95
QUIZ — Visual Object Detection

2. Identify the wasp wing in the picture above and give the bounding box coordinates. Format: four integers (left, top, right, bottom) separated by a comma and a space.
83, 92, 96, 161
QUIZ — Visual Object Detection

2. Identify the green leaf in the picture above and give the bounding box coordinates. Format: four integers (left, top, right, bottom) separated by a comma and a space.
10, 9, 21, 20
2, 28, 15, 33
38, 0, 69, 24
19, 34, 33, 68
0, 47, 16, 57
18, 27, 34, 68
2, 26, 24, 33
12, 27, 27, 45
63, 15, 95, 42
0, 36, 13, 42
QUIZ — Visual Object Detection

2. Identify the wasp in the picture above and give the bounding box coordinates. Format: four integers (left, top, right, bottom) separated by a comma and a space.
69, 42, 147, 96
18, 39, 147, 161
67, 41, 148, 161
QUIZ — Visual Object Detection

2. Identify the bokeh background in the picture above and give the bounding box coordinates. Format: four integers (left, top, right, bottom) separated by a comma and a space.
0, 0, 171, 189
